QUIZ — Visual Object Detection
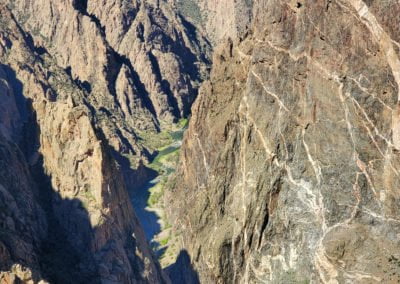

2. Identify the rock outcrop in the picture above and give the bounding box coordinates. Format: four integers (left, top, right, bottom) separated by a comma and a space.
3, 0, 400, 283
0, 5, 166, 283
173, 0, 253, 43
167, 0, 400, 283
9, 0, 210, 169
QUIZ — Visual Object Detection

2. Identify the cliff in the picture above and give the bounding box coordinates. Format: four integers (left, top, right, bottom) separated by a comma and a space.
173, 0, 253, 43
8, 0, 210, 176
2, 0, 400, 283
0, 4, 166, 283
167, 0, 400, 282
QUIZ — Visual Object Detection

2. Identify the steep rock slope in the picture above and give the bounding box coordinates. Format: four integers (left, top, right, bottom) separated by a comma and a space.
167, 0, 400, 283
0, 6, 165, 283
0, 127, 47, 283
8, 0, 210, 171
173, 0, 253, 43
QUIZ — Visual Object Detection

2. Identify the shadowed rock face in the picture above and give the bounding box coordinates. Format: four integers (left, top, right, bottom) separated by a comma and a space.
0, 5, 168, 283
0, 0, 211, 281
166, 0, 400, 283
2, 0, 400, 283
8, 0, 210, 164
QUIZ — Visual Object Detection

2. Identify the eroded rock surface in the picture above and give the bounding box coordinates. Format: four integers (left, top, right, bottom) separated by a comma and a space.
2, 0, 400, 283
167, 0, 400, 283
173, 0, 253, 43
9, 0, 210, 169
0, 5, 166, 283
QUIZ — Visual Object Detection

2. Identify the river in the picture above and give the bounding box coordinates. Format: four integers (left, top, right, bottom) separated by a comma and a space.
131, 126, 185, 259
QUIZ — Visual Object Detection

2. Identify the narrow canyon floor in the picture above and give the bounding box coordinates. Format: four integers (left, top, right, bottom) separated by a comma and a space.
1, 0, 400, 283
131, 119, 188, 267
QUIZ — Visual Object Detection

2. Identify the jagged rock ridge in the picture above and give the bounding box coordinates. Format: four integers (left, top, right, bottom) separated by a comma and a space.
0, 5, 168, 282
2, 0, 400, 283
9, 0, 210, 168
0, 0, 211, 281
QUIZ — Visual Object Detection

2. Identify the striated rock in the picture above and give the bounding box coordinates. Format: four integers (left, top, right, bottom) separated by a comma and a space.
167, 0, 400, 283
173, 0, 253, 43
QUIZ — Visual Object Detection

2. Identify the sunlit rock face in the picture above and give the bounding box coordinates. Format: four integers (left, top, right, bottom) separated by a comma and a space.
8, 0, 210, 164
173, 0, 253, 43
0, 5, 169, 282
0, 0, 211, 281
2, 0, 400, 283
167, 0, 400, 283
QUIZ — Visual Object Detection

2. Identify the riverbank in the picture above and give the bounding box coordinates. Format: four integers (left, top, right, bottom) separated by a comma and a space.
131, 119, 187, 266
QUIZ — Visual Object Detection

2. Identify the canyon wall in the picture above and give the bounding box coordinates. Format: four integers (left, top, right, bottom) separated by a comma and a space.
0, 0, 210, 282
0, 5, 166, 282
173, 0, 253, 43
167, 0, 400, 283
9, 0, 210, 171
2, 0, 400, 283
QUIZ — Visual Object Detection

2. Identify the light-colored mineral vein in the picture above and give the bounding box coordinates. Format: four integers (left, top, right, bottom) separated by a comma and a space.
345, 0, 400, 101
251, 70, 290, 112
302, 129, 323, 184
194, 133, 209, 176
348, 76, 393, 111
244, 20, 400, 280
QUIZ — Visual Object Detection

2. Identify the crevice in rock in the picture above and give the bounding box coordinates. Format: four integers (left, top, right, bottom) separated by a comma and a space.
111, 51, 160, 127
71, 0, 160, 129
257, 211, 269, 249
72, 0, 88, 15
72, 0, 105, 37
65, 66, 92, 94
148, 51, 181, 120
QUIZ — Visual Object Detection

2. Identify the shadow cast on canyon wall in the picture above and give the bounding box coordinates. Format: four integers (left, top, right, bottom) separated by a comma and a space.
0, 65, 91, 282
32, 154, 100, 283
0, 65, 154, 283
0, 64, 100, 283
96, 128, 162, 247
165, 250, 200, 284
0, 63, 201, 283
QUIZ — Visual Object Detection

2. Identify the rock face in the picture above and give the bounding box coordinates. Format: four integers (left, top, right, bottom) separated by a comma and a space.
167, 0, 400, 283
0, 4, 167, 283
0, 124, 47, 283
3, 0, 400, 283
9, 0, 210, 167
173, 0, 253, 43
0, 0, 212, 281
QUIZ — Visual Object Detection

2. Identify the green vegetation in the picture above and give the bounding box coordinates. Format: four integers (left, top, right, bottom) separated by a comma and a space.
178, 118, 189, 128
163, 221, 172, 230
141, 119, 188, 265
137, 118, 189, 266
159, 236, 170, 247
137, 130, 173, 151
148, 147, 180, 172
147, 180, 165, 207
80, 186, 98, 211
